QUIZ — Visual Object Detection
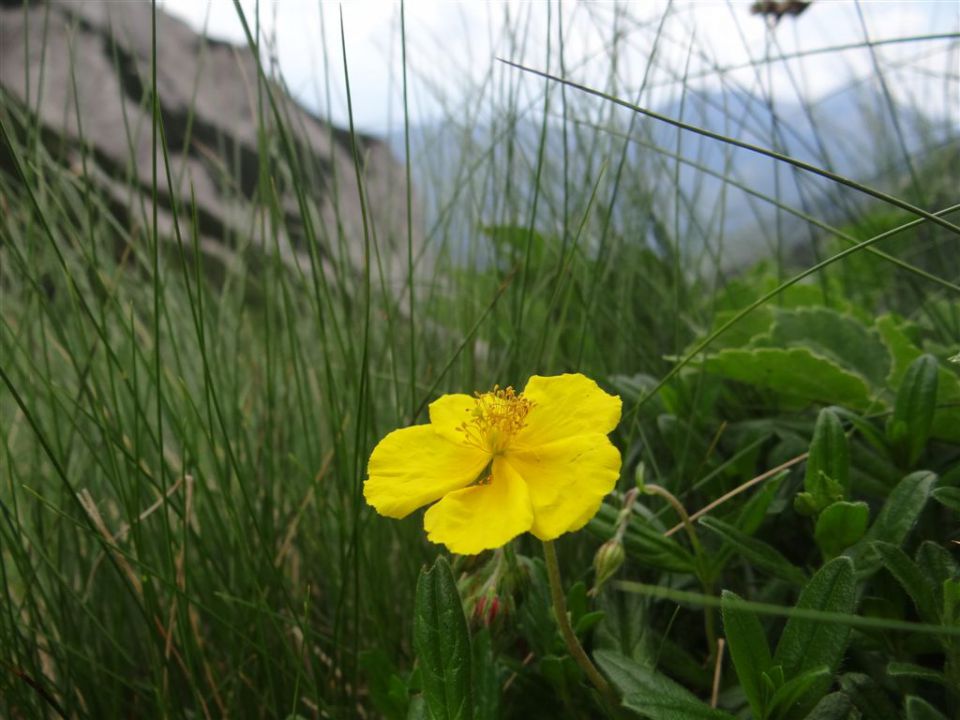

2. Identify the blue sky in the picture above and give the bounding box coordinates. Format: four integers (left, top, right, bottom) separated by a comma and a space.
159, 1, 959, 134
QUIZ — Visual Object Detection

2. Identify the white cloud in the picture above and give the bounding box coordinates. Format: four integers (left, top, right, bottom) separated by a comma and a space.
159, 0, 959, 133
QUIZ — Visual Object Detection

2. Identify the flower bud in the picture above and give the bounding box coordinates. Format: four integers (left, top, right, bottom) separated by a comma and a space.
591, 538, 626, 596
471, 590, 507, 629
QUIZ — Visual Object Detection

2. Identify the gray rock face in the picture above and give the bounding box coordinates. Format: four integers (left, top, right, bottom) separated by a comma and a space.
0, 0, 418, 283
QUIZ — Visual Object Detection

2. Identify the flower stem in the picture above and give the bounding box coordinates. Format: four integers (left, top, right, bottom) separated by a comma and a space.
542, 540, 616, 704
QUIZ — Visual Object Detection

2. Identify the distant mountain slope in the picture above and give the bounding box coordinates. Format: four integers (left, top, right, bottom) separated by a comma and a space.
389, 83, 956, 268
0, 0, 418, 282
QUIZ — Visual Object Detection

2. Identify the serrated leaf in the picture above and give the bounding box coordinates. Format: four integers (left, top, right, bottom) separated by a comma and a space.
774, 558, 856, 717
414, 557, 473, 720
700, 516, 807, 585
889, 354, 939, 466
815, 502, 868, 559
698, 347, 874, 410
872, 541, 939, 623
766, 306, 891, 387
594, 651, 736, 720
721, 590, 771, 720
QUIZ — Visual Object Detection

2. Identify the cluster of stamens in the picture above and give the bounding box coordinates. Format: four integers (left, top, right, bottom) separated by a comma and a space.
457, 385, 534, 454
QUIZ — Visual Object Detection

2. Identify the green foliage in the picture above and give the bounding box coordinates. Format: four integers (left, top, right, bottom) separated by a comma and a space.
888, 354, 940, 466
595, 651, 736, 720
698, 346, 875, 410
414, 557, 474, 720
1, 2, 958, 718
721, 591, 771, 719
773, 558, 856, 719
796, 408, 849, 515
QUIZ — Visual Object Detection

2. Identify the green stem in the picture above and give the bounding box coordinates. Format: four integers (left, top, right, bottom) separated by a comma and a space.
542, 541, 617, 704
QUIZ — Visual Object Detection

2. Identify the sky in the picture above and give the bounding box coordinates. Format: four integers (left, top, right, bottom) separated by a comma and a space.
158, 0, 959, 135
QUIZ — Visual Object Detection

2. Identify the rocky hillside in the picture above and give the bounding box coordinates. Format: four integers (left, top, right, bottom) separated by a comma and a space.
0, 0, 417, 282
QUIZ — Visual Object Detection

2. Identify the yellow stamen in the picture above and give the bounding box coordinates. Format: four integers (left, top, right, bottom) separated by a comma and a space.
458, 385, 533, 454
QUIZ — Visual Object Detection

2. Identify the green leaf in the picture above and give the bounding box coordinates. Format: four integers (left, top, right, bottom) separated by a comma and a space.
888, 354, 939, 466
801, 693, 854, 720
915, 541, 957, 591
567, 581, 588, 625
765, 666, 831, 720
943, 579, 960, 630
471, 631, 499, 720
905, 696, 949, 720
766, 307, 891, 387
798, 409, 850, 515
407, 696, 428, 720
360, 649, 410, 720
932, 486, 960, 512
594, 592, 651, 664
872, 541, 939, 623
887, 662, 947, 686
877, 315, 960, 443
594, 651, 736, 720
622, 693, 739, 720
516, 558, 555, 656
539, 655, 575, 692
737, 470, 787, 535
774, 558, 857, 716
852, 471, 938, 575
414, 557, 473, 720
838, 673, 899, 720
574, 611, 605, 637
700, 516, 807, 585
623, 521, 698, 574
815, 502, 868, 559
721, 590, 772, 720
698, 347, 874, 410
798, 691, 852, 720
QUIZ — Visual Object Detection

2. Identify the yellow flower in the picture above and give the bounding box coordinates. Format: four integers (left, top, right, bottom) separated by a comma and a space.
364, 373, 622, 554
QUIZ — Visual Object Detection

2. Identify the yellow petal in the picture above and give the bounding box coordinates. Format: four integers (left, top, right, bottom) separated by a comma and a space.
365, 425, 489, 518
428, 393, 475, 442
423, 457, 533, 554
515, 374, 621, 447
506, 434, 621, 540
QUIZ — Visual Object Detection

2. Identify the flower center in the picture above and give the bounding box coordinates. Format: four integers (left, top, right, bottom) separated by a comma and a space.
458, 385, 533, 454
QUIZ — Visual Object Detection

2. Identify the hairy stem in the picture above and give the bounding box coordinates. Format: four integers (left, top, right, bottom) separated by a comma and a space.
542, 540, 617, 705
